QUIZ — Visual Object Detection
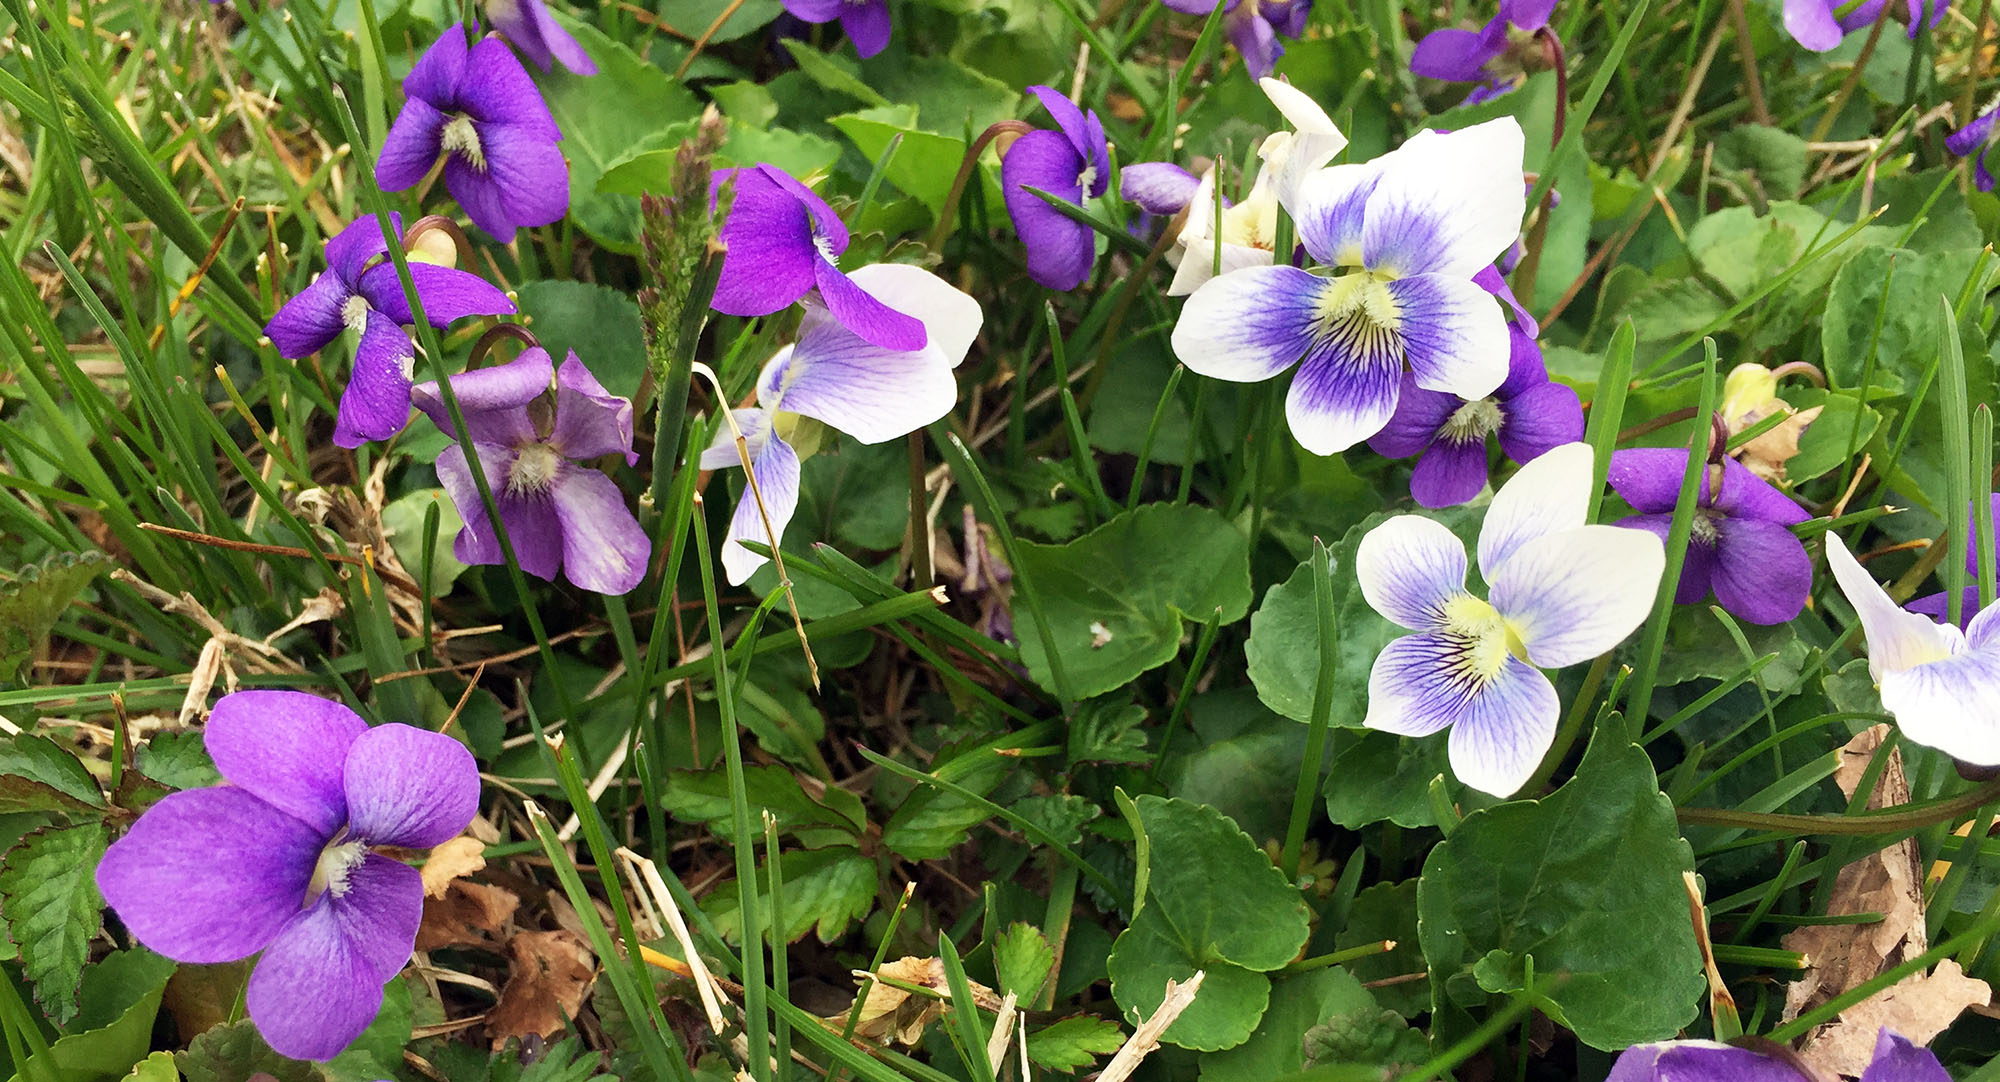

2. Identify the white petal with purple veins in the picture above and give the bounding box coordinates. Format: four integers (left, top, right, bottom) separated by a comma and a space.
1881, 649, 2000, 766
1387, 272, 1509, 400
1360, 119, 1527, 279
1283, 293, 1405, 454
1171, 265, 1327, 384
1477, 441, 1593, 580
1444, 654, 1561, 798
700, 408, 774, 471
1488, 524, 1663, 669
720, 432, 802, 586
1292, 162, 1380, 265
1356, 515, 1469, 630
1824, 534, 1966, 680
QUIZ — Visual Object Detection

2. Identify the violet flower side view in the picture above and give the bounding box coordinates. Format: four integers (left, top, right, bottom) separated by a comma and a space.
1000, 85, 1110, 292
709, 163, 926, 351
1609, 1028, 1949, 1082
262, 214, 515, 448
96, 690, 478, 1061
376, 25, 569, 242
1783, 0, 1946, 52
415, 346, 651, 595
702, 263, 982, 585
1155, 0, 1311, 79
780, 0, 892, 57
1905, 493, 2000, 627
486, 0, 597, 73
1410, 0, 1556, 103
1607, 447, 1812, 625
1948, 97, 2000, 192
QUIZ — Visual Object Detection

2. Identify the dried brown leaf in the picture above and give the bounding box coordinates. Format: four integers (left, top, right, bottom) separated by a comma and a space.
420, 836, 487, 898
416, 880, 519, 952
486, 930, 597, 1050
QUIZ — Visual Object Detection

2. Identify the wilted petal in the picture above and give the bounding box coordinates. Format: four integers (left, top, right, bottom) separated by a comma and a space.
1712, 518, 1812, 625
1355, 515, 1469, 630
1361, 119, 1527, 279
1446, 654, 1561, 798
332, 310, 418, 448
1490, 523, 1664, 668
552, 465, 652, 594
1002, 130, 1094, 291
1477, 441, 1593, 580
375, 98, 446, 192
551, 352, 637, 464
1286, 308, 1403, 455
343, 724, 479, 849
1388, 271, 1509, 400
1496, 380, 1583, 464
1411, 437, 1492, 508
1783, 0, 1846, 49
96, 787, 321, 964
264, 272, 353, 359
839, 0, 892, 56
247, 855, 420, 1060
1121, 162, 1202, 215
1824, 534, 1965, 681
721, 432, 802, 586
412, 347, 549, 446
206, 691, 367, 836
711, 166, 821, 317
1171, 265, 1323, 384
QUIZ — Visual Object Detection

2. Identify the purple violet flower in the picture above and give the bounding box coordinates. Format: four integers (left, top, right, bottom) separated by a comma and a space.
1121, 162, 1204, 216
1410, 0, 1555, 102
1948, 98, 1999, 191
1609, 1028, 1948, 1082
486, 0, 597, 73
1906, 493, 2000, 628
1783, 0, 1946, 52
96, 691, 477, 1061
780, 0, 892, 57
702, 264, 981, 584
415, 347, 652, 594
1156, 0, 1311, 79
1001, 86, 1110, 292
376, 25, 569, 242
1607, 448, 1812, 625
1367, 307, 1582, 508
710, 164, 926, 351
263, 214, 514, 448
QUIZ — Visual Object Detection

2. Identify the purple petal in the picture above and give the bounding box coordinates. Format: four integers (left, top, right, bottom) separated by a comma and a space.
533, 2, 597, 74
1606, 447, 1691, 515
1959, 493, 2000, 575
1501, 0, 1557, 31
1367, 376, 1457, 459
812, 260, 928, 352
1608, 1041, 1812, 1082
403, 26, 469, 108
343, 723, 479, 848
839, 0, 892, 56
775, 311, 966, 444
1489, 523, 1665, 667
265, 272, 354, 359
720, 431, 801, 586
1948, 107, 1998, 158
1783, 0, 1846, 50
413, 346, 550, 444
1411, 437, 1492, 508
358, 261, 515, 328
460, 37, 559, 134
487, 0, 555, 69
1285, 301, 1404, 455
332, 310, 418, 448
96, 787, 321, 964
324, 214, 399, 284
1355, 515, 1469, 630
1618, 512, 1716, 605
1494, 323, 1548, 398
1495, 381, 1583, 464
1860, 1031, 1950, 1082
1836, 0, 1889, 31
1082, 111, 1110, 195
438, 443, 567, 581
1388, 272, 1510, 401
1227, 7, 1281, 80
205, 691, 367, 836
376, 98, 446, 192
1409, 25, 1504, 83
711, 166, 820, 317
1711, 519, 1811, 624
1906, 588, 1977, 630
1157, 0, 1225, 12
1002, 130, 1094, 291
441, 123, 570, 241
758, 164, 851, 254
247, 855, 420, 1060
1710, 456, 1810, 525
552, 465, 652, 593
1121, 162, 1203, 215
1026, 85, 1092, 159
785, 0, 845, 18
551, 352, 637, 464
1474, 264, 1538, 337
1293, 162, 1380, 265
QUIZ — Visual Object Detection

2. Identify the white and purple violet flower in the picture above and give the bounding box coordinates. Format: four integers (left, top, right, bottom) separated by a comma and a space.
263, 214, 515, 448
1172, 118, 1527, 455
97, 691, 478, 1061
1358, 443, 1663, 797
415, 346, 652, 595
703, 263, 982, 585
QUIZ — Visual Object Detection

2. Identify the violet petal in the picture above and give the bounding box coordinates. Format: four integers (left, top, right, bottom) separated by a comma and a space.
1712, 518, 1812, 625
1495, 381, 1583, 464
711, 167, 821, 317
247, 854, 420, 1061
1411, 437, 1492, 508
1001, 130, 1094, 291
205, 691, 367, 836
375, 98, 447, 192
264, 272, 354, 360
343, 724, 480, 848
551, 464, 653, 593
332, 309, 419, 448
551, 351, 638, 464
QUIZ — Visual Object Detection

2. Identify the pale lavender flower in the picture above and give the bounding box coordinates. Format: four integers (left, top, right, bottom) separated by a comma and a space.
1610, 1028, 1948, 1082
1171, 119, 1525, 454
376, 25, 569, 241
263, 214, 514, 448
96, 691, 477, 1061
780, 0, 892, 57
486, 0, 596, 73
1827, 531, 2000, 766
1156, 0, 1311, 79
711, 164, 926, 351
1411, 0, 1556, 102
702, 264, 981, 584
415, 347, 651, 594
1607, 448, 1812, 625
1358, 443, 1662, 796
1783, 0, 1946, 52
1001, 86, 1110, 292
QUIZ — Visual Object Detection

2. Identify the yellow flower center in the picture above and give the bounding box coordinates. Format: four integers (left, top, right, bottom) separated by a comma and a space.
1440, 594, 1530, 681
441, 116, 485, 172
1314, 271, 1405, 361
508, 442, 564, 497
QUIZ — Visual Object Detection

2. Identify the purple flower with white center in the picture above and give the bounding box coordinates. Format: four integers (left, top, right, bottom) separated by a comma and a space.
96, 691, 477, 1061
1171, 119, 1526, 455
376, 25, 569, 242
263, 214, 515, 449
415, 347, 651, 595
1410, 0, 1555, 103
1606, 447, 1812, 625
1358, 443, 1663, 796
1367, 313, 1581, 507
1001, 86, 1110, 292
1907, 494, 2000, 627
710, 164, 926, 351
701, 264, 981, 585
780, 0, 892, 57
1156, 0, 1311, 79
1783, 0, 1946, 52
1827, 532, 2000, 765
486, 0, 596, 73
1610, 1028, 1948, 1082
1947, 97, 2000, 191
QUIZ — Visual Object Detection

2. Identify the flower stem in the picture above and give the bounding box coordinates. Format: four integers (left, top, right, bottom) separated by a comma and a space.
1509, 28, 1567, 306
1281, 540, 1339, 881
929, 121, 1034, 254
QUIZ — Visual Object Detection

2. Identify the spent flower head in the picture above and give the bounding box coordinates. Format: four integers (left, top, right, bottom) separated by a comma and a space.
1000, 86, 1111, 292
1607, 447, 1813, 625
96, 691, 478, 1061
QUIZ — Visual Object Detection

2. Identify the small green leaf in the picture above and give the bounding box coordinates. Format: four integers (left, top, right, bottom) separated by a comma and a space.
704, 846, 876, 944
1067, 699, 1150, 765
1024, 1015, 1124, 1074
994, 922, 1055, 1001
1301, 1007, 1428, 1073
879, 752, 1010, 861
132, 731, 219, 792
0, 552, 110, 681
117, 1053, 178, 1082
1, 821, 108, 1024
1197, 968, 1376, 1082
176, 1021, 318, 1082
0, 732, 106, 814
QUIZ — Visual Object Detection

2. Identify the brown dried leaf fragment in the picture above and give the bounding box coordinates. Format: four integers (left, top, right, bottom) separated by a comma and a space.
420, 836, 487, 898
836, 956, 1005, 1046
416, 880, 519, 952
486, 930, 597, 1050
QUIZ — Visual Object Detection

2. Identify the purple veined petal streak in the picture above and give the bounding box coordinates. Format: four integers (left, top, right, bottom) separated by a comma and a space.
247, 855, 422, 1061
343, 723, 480, 849
1360, 120, 1527, 279
1444, 653, 1561, 798
95, 786, 323, 964
1001, 130, 1095, 291
1284, 299, 1405, 455
375, 98, 448, 192
811, 259, 928, 352
710, 167, 820, 316
1386, 272, 1509, 400
1476, 441, 1593, 580
1171, 264, 1325, 384
1355, 515, 1470, 630
1824, 534, 1966, 681
332, 310, 419, 449
1363, 633, 1474, 738
1880, 648, 2000, 766
776, 331, 961, 444
551, 352, 638, 464
1410, 436, 1492, 508
459, 37, 559, 134
412, 347, 551, 444
1292, 162, 1379, 263
721, 432, 802, 586
205, 691, 368, 835
550, 465, 652, 594
699, 407, 773, 472
1710, 518, 1812, 625
1488, 523, 1663, 669
264, 272, 354, 359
